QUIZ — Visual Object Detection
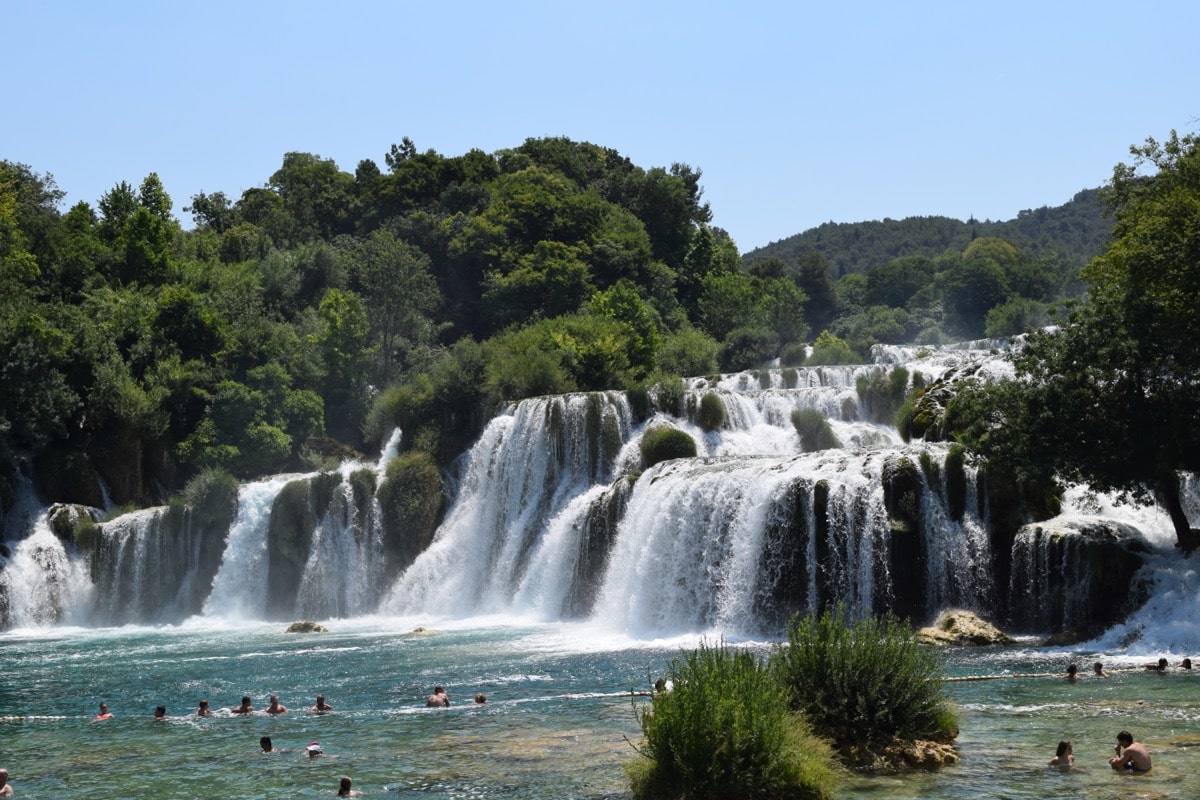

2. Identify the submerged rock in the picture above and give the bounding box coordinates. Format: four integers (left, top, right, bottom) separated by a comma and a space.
918, 609, 1015, 646
286, 621, 328, 633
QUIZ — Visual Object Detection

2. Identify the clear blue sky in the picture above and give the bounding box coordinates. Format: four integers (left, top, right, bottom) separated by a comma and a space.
4, 0, 1197, 252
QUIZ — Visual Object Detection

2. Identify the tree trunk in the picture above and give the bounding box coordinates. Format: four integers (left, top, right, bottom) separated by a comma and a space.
1155, 478, 1200, 551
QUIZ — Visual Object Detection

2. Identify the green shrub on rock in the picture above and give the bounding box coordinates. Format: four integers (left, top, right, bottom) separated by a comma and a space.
698, 392, 726, 431
628, 639, 839, 800
639, 425, 697, 469
790, 409, 841, 452
770, 607, 957, 748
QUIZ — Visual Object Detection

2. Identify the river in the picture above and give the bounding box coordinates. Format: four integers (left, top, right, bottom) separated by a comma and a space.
3, 615, 1199, 799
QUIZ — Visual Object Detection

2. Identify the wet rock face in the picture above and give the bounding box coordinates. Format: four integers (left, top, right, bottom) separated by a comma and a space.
918, 609, 1015, 646
1006, 518, 1151, 635
286, 621, 328, 633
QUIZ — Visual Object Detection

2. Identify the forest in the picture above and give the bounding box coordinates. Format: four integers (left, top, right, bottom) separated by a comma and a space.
1, 133, 1194, 538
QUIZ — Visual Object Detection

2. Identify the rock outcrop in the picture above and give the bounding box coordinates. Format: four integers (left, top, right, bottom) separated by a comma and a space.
918, 609, 1015, 646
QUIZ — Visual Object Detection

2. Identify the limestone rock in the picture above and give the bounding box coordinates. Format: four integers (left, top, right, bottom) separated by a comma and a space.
286, 621, 328, 633
838, 737, 959, 772
918, 609, 1015, 646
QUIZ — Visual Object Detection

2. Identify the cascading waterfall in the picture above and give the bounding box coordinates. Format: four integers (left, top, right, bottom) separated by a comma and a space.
381, 391, 634, 616
91, 505, 215, 625
291, 466, 389, 619
0, 470, 95, 628
591, 445, 992, 637
0, 515, 95, 628
5, 338, 1192, 639
202, 474, 306, 619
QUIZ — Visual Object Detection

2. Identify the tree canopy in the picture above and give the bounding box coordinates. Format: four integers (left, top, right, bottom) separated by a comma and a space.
950, 132, 1200, 548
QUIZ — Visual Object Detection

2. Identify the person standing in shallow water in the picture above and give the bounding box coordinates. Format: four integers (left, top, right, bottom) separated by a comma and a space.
1093, 662, 1109, 677
94, 702, 112, 721
0, 767, 13, 797
426, 686, 450, 707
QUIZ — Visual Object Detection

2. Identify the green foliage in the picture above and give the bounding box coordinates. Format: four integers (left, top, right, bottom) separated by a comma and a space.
719, 325, 778, 371
172, 468, 240, 529
484, 314, 635, 398
744, 191, 1110, 275
770, 607, 957, 746
629, 639, 839, 800
639, 425, 696, 469
649, 373, 687, 417
983, 296, 1049, 337
805, 331, 860, 366
855, 365, 911, 424
790, 409, 841, 452
697, 392, 726, 431
652, 323, 715, 381
377, 450, 444, 570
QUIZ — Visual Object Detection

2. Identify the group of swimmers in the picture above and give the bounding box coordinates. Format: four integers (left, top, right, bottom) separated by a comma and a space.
1050, 731, 1152, 772
91, 687, 487, 722
1062, 657, 1193, 681
1046, 657, 1194, 775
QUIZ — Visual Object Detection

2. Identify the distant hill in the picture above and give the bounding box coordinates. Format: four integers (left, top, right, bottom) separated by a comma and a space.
743, 188, 1111, 276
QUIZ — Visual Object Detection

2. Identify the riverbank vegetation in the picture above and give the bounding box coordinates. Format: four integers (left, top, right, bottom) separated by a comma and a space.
0, 131, 1178, 520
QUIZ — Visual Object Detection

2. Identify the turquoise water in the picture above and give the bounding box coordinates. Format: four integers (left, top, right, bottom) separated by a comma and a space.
3, 619, 1199, 799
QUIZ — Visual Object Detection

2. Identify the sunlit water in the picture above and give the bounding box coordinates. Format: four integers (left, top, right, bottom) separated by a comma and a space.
3, 618, 1199, 799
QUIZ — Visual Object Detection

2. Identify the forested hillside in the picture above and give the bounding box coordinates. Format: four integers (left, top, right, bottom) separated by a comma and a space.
743, 188, 1110, 276
0, 136, 1102, 512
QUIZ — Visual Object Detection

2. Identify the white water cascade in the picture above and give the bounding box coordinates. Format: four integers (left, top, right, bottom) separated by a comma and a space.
4, 338, 1196, 645
202, 474, 311, 619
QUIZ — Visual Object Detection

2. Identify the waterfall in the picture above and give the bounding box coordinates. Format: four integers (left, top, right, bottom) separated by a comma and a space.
91, 505, 214, 625
0, 471, 95, 628
591, 446, 993, 637
291, 466, 388, 619
381, 392, 634, 616
10, 335, 1194, 641
203, 474, 307, 619
0, 515, 94, 628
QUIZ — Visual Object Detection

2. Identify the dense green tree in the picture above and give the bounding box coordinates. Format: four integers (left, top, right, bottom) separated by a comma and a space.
268, 152, 355, 242
940, 256, 1009, 339
655, 324, 720, 377
341, 230, 441, 384
960, 132, 1200, 548
790, 251, 838, 334
315, 288, 375, 442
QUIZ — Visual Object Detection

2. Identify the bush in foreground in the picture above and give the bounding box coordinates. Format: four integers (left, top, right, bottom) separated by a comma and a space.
629, 640, 839, 800
770, 607, 957, 747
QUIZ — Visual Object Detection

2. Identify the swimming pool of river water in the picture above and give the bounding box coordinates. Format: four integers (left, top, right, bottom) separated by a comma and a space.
2, 617, 1199, 799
